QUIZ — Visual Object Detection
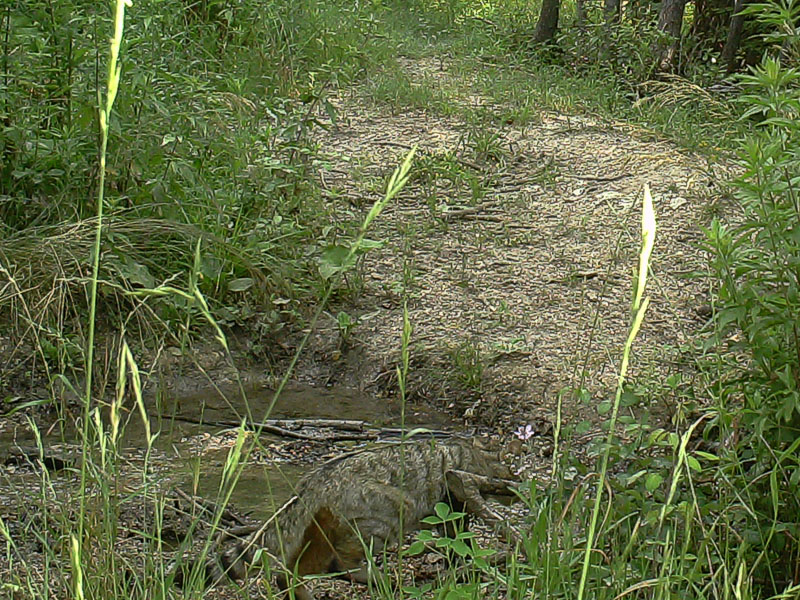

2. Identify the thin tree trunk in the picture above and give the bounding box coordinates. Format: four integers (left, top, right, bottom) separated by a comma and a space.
720, 0, 747, 72
654, 0, 688, 71
604, 0, 621, 25
576, 0, 587, 25
534, 0, 562, 43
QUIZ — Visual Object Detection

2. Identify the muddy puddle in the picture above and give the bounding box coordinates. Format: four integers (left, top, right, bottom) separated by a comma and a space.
149, 380, 450, 429
1, 382, 453, 519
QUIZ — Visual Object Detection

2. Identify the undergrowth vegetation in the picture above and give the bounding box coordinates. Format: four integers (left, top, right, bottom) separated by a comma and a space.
1, 0, 394, 385
1, 0, 800, 599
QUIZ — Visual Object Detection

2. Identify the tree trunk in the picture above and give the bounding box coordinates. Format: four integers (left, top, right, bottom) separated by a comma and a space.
604, 0, 621, 25
576, 0, 587, 26
533, 0, 561, 43
720, 0, 747, 72
654, 0, 688, 71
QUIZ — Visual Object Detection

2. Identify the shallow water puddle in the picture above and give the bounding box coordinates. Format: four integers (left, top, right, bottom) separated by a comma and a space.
141, 381, 453, 516
148, 380, 450, 428
1, 382, 453, 519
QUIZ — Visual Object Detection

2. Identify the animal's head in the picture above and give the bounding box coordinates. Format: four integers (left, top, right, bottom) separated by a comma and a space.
467, 436, 521, 480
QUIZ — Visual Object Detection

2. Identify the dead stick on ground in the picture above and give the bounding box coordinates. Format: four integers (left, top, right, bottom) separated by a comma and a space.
269, 418, 366, 431
166, 415, 374, 441
173, 488, 248, 527
166, 414, 457, 442
565, 172, 632, 182
441, 199, 504, 221
372, 140, 485, 172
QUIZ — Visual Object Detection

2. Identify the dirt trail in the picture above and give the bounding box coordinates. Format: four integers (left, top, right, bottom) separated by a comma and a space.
307, 56, 727, 434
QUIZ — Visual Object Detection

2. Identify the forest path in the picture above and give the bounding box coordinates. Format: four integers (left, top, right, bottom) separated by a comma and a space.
307, 55, 729, 434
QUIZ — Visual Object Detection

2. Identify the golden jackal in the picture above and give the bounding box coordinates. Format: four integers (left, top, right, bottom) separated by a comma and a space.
179, 437, 516, 599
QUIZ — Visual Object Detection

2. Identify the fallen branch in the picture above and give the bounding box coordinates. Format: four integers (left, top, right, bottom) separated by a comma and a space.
173, 488, 248, 528
372, 140, 485, 172
441, 199, 503, 221
166, 414, 375, 441
565, 172, 632, 182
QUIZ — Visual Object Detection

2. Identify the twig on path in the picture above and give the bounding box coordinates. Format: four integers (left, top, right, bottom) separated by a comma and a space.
167, 414, 376, 441
168, 413, 458, 443
462, 214, 504, 222
441, 198, 504, 221
246, 423, 374, 442
565, 172, 632, 183
269, 418, 367, 431
173, 488, 248, 527
376, 428, 455, 440
320, 188, 379, 206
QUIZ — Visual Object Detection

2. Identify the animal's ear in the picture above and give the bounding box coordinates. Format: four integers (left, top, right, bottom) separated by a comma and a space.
471, 436, 489, 450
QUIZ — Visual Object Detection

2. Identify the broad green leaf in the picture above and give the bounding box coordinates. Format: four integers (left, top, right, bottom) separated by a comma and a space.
451, 540, 470, 556
434, 502, 451, 520
406, 541, 425, 556
645, 473, 664, 492
228, 278, 254, 292
319, 244, 355, 279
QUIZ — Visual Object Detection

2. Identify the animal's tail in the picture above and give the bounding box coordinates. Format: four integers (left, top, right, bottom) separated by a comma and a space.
173, 495, 311, 589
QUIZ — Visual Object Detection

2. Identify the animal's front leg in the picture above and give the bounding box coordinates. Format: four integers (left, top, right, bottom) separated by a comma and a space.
444, 469, 524, 551
444, 470, 505, 523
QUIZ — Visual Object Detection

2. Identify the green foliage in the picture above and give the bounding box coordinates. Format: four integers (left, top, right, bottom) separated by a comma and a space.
377, 0, 745, 153
558, 21, 663, 83
7, 1, 800, 599
503, 410, 768, 600
702, 2, 800, 588
0, 0, 397, 359
448, 339, 484, 391
739, 0, 800, 62
714, 54, 800, 432
404, 502, 499, 600
336, 310, 358, 344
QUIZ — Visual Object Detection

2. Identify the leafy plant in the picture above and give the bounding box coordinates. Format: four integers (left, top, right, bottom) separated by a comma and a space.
0, 0, 402, 392
449, 339, 484, 391
702, 3, 800, 588
404, 502, 498, 600
336, 310, 358, 346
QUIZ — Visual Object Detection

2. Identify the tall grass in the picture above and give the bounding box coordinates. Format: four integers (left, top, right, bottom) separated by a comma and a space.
375, 181, 795, 600
0, 111, 417, 600
335, 184, 789, 600
78, 0, 128, 549
0, 0, 413, 596
577, 184, 655, 600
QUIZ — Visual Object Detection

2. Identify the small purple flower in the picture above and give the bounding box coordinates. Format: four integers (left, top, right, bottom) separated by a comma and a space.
514, 424, 535, 441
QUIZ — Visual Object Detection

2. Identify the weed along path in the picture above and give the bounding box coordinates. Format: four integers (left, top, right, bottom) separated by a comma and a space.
310, 56, 724, 434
